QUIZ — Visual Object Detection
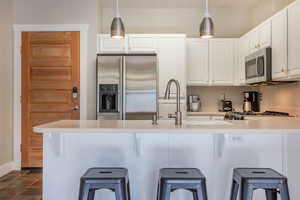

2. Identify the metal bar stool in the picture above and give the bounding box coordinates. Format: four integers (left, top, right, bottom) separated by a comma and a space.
78, 168, 131, 200
229, 168, 290, 200
157, 168, 208, 200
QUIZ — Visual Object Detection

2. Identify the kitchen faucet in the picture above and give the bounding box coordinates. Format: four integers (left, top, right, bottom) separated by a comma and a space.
164, 79, 182, 125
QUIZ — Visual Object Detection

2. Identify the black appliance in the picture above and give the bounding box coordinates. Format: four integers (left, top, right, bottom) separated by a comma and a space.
243, 91, 260, 112
218, 100, 233, 112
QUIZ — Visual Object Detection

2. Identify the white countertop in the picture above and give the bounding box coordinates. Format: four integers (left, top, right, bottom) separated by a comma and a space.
34, 118, 300, 134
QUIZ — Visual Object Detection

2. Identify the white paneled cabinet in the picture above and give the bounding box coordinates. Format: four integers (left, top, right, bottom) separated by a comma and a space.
288, 0, 300, 78
209, 39, 236, 85
98, 34, 127, 52
186, 38, 239, 86
186, 39, 209, 85
248, 21, 271, 53
128, 35, 156, 52
156, 35, 186, 97
237, 35, 249, 84
272, 9, 288, 80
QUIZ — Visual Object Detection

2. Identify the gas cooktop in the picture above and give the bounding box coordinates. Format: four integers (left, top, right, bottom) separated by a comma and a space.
235, 111, 290, 117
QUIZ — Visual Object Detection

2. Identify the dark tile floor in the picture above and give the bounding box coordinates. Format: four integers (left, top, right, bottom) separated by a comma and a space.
0, 170, 42, 200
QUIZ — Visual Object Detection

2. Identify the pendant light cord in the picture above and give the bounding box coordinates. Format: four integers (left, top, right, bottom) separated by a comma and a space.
116, 0, 120, 17
204, 0, 209, 17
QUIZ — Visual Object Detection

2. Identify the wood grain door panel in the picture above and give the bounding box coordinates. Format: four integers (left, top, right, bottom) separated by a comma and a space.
21, 32, 80, 167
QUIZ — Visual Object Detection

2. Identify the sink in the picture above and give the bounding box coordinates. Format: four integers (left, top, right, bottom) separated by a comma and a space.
184, 120, 232, 126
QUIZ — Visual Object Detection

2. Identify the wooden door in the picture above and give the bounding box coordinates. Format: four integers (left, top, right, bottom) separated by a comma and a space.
21, 32, 80, 167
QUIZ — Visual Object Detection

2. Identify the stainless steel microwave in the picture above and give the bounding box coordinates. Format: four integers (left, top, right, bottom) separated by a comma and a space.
245, 47, 272, 84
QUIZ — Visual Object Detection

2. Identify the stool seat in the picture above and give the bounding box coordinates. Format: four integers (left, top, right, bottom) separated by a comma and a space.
79, 167, 131, 200
234, 168, 285, 179
230, 168, 290, 200
81, 168, 128, 184
157, 168, 208, 200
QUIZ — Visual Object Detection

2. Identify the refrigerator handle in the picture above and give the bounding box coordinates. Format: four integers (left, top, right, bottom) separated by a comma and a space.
119, 57, 123, 120
122, 56, 126, 120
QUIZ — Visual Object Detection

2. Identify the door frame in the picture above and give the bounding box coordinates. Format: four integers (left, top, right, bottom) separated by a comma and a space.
13, 24, 89, 170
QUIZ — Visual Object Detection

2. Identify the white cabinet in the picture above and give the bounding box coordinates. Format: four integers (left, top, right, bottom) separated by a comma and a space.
249, 21, 271, 53
186, 39, 209, 85
237, 35, 249, 85
288, 0, 300, 78
156, 35, 186, 97
135, 134, 169, 200
128, 35, 156, 52
98, 34, 127, 52
272, 9, 288, 80
169, 134, 214, 200
209, 39, 236, 85
213, 134, 283, 200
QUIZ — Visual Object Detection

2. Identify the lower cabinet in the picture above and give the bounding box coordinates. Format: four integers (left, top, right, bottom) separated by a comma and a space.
213, 134, 283, 200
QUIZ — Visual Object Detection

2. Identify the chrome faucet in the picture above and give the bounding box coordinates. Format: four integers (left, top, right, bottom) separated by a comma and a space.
164, 79, 182, 125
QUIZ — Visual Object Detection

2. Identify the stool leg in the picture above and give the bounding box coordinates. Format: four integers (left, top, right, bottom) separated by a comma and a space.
115, 184, 127, 200
195, 182, 208, 200
229, 180, 239, 200
240, 184, 253, 200
158, 183, 171, 200
192, 189, 199, 200
279, 180, 290, 200
79, 182, 90, 200
126, 181, 131, 200
87, 189, 96, 200
265, 189, 277, 200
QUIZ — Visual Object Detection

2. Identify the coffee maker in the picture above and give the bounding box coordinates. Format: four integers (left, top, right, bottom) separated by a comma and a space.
243, 91, 260, 112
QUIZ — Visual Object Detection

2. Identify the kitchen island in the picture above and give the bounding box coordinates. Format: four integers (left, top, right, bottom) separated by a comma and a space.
34, 119, 300, 200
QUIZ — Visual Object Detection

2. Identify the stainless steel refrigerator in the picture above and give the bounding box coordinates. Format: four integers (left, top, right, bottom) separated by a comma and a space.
96, 53, 158, 120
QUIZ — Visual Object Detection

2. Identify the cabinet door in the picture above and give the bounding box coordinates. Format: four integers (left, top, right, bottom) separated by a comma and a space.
186, 39, 209, 85
237, 35, 249, 84
209, 39, 235, 85
169, 134, 214, 200
128, 35, 156, 52
135, 134, 169, 200
99, 34, 127, 52
213, 134, 283, 200
249, 30, 259, 53
288, 0, 300, 77
157, 36, 186, 97
272, 9, 288, 79
258, 21, 272, 48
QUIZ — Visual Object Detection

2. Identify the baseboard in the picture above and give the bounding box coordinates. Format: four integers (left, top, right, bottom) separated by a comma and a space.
0, 161, 15, 177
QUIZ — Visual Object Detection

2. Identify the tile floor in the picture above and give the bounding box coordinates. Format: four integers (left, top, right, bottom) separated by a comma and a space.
0, 170, 42, 200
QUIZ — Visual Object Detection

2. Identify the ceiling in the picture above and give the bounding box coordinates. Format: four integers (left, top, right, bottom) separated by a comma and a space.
100, 0, 263, 9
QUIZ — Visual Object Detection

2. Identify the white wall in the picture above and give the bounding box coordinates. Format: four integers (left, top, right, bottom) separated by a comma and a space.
99, 7, 253, 37
0, 0, 14, 166
15, 0, 99, 119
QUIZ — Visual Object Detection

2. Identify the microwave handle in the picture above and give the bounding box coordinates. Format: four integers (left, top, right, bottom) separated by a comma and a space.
256, 58, 259, 75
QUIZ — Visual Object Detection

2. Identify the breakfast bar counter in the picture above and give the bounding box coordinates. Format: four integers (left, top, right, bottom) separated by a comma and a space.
34, 119, 300, 200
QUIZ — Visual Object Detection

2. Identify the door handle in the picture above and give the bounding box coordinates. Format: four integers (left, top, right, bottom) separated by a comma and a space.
73, 105, 80, 110
72, 87, 78, 98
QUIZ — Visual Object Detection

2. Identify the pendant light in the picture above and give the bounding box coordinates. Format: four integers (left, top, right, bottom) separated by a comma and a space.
200, 0, 214, 38
111, 0, 125, 39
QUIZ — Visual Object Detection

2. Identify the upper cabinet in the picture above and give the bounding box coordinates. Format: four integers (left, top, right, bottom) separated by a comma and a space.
288, 0, 300, 78
156, 35, 186, 97
249, 21, 271, 53
209, 39, 237, 85
186, 38, 239, 86
98, 34, 127, 52
238, 35, 249, 84
127, 35, 156, 52
186, 39, 209, 85
271, 9, 288, 80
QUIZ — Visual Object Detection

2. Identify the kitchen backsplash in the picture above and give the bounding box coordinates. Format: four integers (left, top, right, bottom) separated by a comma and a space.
187, 86, 258, 112
259, 82, 300, 116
